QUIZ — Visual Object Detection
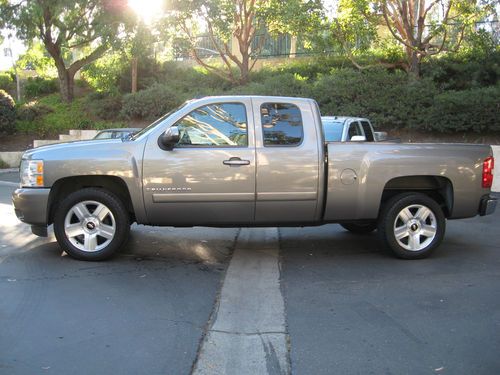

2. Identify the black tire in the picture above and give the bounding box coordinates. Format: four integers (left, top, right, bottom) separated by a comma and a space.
340, 222, 377, 234
54, 188, 130, 261
378, 193, 445, 259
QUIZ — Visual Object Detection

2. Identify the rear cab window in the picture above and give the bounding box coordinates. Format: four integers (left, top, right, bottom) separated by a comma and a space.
260, 103, 303, 146
360, 121, 374, 141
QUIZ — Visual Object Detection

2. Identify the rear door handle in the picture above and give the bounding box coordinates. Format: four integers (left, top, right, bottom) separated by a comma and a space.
223, 157, 250, 166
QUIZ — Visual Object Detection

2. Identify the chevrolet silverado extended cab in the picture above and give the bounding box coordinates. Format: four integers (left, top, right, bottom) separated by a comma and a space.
13, 96, 497, 261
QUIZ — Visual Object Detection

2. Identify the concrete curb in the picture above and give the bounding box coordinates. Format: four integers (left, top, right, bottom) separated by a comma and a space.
0, 152, 23, 168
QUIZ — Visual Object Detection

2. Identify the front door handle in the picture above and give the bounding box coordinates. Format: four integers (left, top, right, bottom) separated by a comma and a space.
223, 157, 250, 166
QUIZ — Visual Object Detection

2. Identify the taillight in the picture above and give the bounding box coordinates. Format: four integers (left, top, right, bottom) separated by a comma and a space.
482, 156, 494, 188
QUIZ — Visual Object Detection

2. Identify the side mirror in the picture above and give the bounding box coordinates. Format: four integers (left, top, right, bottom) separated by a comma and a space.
158, 126, 180, 150
350, 135, 366, 142
374, 131, 387, 141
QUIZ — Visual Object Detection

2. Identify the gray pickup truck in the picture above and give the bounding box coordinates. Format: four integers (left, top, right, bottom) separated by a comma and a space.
13, 96, 496, 261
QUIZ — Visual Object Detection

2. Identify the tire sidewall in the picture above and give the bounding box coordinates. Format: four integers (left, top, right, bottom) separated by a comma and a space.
54, 188, 130, 261
379, 193, 446, 259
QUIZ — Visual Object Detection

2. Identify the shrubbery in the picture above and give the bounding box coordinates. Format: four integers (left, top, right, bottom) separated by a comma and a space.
85, 92, 123, 120
121, 83, 184, 120
23, 77, 58, 98
424, 87, 500, 133
0, 72, 15, 93
16, 101, 53, 122
0, 89, 16, 134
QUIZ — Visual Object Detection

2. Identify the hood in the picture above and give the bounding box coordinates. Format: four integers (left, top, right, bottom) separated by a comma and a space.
22, 139, 125, 160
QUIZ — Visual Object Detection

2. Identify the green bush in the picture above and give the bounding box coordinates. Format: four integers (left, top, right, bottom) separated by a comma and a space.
423, 87, 500, 133
0, 89, 16, 134
312, 68, 438, 130
16, 101, 53, 122
229, 73, 312, 97
23, 77, 59, 99
121, 84, 184, 120
421, 50, 500, 90
0, 72, 15, 92
85, 92, 123, 120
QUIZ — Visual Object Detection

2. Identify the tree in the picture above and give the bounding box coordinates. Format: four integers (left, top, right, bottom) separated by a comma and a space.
1, 0, 133, 102
164, 0, 323, 85
336, 0, 489, 77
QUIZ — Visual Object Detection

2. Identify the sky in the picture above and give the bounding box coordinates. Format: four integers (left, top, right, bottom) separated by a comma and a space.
0, 30, 26, 71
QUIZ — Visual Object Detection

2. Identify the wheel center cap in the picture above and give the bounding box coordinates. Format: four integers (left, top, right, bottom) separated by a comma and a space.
83, 217, 99, 232
411, 223, 419, 231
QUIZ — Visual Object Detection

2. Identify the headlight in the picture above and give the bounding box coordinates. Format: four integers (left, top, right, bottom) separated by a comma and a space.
20, 159, 44, 187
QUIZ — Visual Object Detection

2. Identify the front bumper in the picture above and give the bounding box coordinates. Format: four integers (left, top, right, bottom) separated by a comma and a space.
479, 195, 497, 216
12, 188, 50, 226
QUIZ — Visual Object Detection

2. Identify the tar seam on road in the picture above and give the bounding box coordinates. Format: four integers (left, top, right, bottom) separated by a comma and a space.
191, 228, 290, 375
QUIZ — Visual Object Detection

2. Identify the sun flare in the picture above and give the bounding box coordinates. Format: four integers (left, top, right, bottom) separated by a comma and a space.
128, 0, 164, 24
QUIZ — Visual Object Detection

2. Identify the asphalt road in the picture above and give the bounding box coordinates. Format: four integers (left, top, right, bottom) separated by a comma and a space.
280, 199, 500, 375
1, 172, 499, 374
0, 178, 238, 375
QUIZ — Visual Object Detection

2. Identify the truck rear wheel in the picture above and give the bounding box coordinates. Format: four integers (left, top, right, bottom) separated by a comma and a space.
340, 222, 377, 234
54, 188, 130, 261
378, 193, 445, 259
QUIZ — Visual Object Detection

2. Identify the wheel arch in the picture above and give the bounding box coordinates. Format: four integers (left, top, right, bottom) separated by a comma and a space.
380, 175, 453, 218
48, 175, 135, 225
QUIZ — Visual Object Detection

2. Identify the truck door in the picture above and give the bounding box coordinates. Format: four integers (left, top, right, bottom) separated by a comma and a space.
252, 98, 322, 223
142, 99, 256, 225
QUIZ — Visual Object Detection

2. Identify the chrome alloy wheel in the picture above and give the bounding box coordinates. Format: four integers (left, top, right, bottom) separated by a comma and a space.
393, 204, 437, 251
64, 200, 116, 252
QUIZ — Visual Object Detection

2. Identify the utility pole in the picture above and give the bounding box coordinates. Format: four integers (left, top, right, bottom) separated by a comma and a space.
7, 34, 21, 102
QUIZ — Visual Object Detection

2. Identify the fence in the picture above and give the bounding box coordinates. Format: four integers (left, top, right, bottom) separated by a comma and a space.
174, 20, 499, 60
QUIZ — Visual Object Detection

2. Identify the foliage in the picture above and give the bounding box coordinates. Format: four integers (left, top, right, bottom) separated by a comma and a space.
83, 52, 128, 93
16, 41, 56, 77
0, 0, 135, 102
229, 72, 311, 97
334, 0, 492, 76
23, 77, 59, 99
84, 92, 123, 120
120, 84, 184, 120
424, 87, 500, 133
15, 94, 125, 136
421, 49, 500, 90
311, 68, 438, 129
164, 0, 324, 84
0, 72, 15, 92
16, 101, 53, 122
0, 89, 16, 134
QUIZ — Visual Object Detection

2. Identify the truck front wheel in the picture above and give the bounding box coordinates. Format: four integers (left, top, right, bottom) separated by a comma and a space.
378, 193, 445, 259
54, 188, 130, 261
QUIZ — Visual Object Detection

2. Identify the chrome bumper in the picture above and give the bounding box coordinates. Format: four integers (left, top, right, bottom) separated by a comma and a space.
479, 195, 497, 216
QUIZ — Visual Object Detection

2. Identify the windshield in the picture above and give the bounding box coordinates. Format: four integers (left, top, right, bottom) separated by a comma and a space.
128, 101, 190, 141
322, 120, 344, 142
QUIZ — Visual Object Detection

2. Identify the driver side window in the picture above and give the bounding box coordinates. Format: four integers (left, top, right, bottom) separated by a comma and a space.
175, 103, 248, 147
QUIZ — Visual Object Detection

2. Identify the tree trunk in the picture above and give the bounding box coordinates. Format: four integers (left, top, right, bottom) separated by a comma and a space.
408, 49, 421, 79
57, 68, 75, 103
131, 57, 138, 93
239, 51, 250, 85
